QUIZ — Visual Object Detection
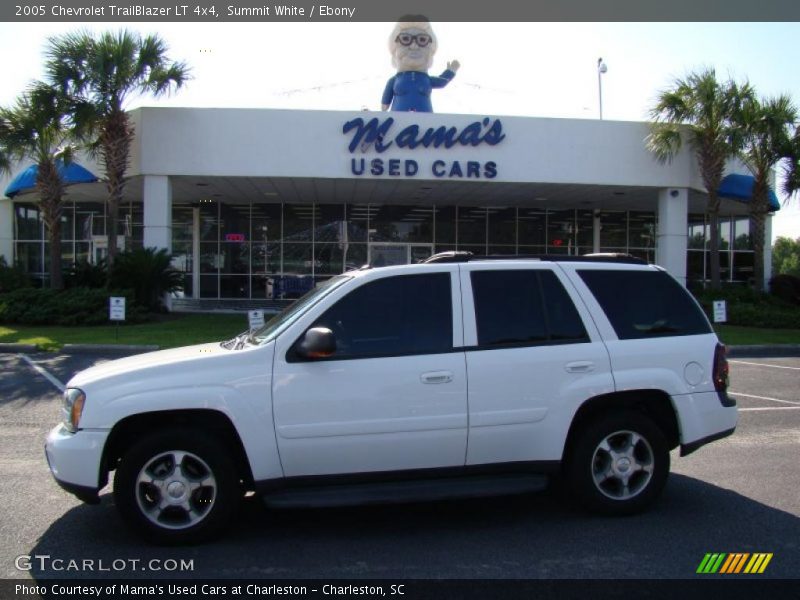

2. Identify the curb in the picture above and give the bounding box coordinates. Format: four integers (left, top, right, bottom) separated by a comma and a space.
0, 343, 159, 354
726, 344, 800, 358
62, 344, 160, 353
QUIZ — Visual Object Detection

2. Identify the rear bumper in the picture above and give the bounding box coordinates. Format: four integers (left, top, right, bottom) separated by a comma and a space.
680, 426, 736, 456
672, 390, 738, 455
45, 424, 108, 503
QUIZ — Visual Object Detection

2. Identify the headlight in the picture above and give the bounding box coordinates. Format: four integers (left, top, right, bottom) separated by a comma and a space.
62, 388, 86, 433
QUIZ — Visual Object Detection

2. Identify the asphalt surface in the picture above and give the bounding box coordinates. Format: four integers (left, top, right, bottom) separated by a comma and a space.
0, 350, 798, 581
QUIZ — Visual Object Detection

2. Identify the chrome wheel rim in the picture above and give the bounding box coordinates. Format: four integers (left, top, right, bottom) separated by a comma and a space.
135, 450, 217, 530
591, 430, 654, 501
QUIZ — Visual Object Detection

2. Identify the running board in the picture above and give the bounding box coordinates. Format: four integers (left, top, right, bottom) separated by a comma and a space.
261, 473, 549, 509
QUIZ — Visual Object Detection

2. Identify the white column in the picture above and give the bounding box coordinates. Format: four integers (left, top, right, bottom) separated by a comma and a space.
142, 175, 172, 252
763, 214, 773, 291
0, 199, 14, 264
656, 188, 688, 285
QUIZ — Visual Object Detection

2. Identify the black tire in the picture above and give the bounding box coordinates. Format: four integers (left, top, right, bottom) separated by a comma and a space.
113, 428, 239, 544
565, 411, 669, 516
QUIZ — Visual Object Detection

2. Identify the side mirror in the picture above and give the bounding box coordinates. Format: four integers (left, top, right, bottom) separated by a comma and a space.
297, 327, 336, 359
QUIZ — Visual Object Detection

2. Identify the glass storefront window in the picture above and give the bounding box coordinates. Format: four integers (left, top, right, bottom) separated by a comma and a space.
314, 243, 344, 274
283, 243, 313, 275
434, 206, 456, 245
599, 212, 626, 248
369, 205, 433, 243
199, 242, 221, 272
576, 210, 594, 253
220, 275, 250, 298
345, 204, 371, 243
172, 205, 194, 246
15, 204, 42, 240
688, 215, 706, 250
547, 210, 575, 254
629, 211, 656, 250
488, 207, 516, 247
315, 204, 346, 244
718, 218, 731, 251
344, 244, 368, 270
518, 209, 546, 246
199, 202, 219, 242
15, 242, 43, 273
457, 207, 486, 247
734, 218, 751, 250
283, 204, 314, 241
220, 242, 249, 274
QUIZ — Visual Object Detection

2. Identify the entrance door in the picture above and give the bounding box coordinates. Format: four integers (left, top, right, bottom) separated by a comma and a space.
369, 244, 434, 267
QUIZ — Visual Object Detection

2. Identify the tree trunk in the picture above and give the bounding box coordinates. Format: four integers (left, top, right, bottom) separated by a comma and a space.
707, 194, 722, 290
100, 110, 133, 268
47, 219, 63, 290
751, 175, 770, 291
37, 160, 65, 290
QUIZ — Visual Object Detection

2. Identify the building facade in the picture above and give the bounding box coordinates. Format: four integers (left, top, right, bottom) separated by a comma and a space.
0, 107, 770, 304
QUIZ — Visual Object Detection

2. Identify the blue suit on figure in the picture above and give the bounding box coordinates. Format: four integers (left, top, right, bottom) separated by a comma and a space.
382, 69, 456, 113
381, 19, 460, 113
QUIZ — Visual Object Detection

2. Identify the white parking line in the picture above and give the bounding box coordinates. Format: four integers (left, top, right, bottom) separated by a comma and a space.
738, 407, 800, 412
20, 354, 65, 393
730, 360, 800, 371
729, 391, 800, 406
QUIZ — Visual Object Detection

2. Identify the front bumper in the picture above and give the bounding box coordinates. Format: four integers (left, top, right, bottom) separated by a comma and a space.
45, 424, 109, 503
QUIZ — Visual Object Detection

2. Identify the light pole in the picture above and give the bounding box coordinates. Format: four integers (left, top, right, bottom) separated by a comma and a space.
597, 57, 607, 120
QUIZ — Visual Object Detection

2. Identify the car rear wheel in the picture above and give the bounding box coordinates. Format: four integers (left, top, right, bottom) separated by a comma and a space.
113, 429, 239, 544
566, 411, 669, 516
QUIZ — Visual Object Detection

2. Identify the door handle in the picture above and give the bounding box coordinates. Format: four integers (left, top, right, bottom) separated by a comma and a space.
420, 371, 453, 384
565, 361, 595, 373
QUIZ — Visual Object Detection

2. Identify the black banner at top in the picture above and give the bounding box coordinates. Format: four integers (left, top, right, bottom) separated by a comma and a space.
3, 0, 800, 22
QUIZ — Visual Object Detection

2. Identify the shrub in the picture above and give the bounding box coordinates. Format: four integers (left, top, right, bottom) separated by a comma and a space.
0, 257, 31, 293
0, 288, 146, 326
770, 274, 800, 306
692, 283, 800, 329
109, 248, 183, 312
65, 259, 108, 289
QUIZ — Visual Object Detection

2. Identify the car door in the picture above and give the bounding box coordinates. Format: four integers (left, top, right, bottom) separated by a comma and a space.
271, 267, 467, 477
460, 263, 615, 465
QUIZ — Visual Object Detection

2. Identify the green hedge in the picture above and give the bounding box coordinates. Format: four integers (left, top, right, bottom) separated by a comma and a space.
0, 288, 147, 326
693, 286, 800, 329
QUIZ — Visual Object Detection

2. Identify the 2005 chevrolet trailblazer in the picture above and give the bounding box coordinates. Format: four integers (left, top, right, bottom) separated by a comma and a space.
45, 254, 737, 543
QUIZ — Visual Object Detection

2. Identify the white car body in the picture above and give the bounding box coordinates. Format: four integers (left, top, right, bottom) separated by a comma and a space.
45, 258, 738, 541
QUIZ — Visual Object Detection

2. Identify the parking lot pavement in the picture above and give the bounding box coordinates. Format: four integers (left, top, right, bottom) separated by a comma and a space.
0, 351, 798, 580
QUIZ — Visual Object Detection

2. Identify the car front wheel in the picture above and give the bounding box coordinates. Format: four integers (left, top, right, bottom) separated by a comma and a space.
113, 429, 239, 544
566, 411, 669, 516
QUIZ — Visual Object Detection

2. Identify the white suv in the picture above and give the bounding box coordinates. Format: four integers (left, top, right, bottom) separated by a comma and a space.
45, 255, 737, 543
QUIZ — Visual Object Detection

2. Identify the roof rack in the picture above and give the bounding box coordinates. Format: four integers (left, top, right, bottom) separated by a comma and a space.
422, 251, 647, 265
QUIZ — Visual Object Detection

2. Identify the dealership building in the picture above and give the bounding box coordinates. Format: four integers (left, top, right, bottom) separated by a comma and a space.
0, 107, 775, 308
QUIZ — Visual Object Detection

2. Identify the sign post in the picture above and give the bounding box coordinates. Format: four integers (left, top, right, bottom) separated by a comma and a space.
109, 297, 126, 342
248, 310, 265, 330
712, 300, 727, 324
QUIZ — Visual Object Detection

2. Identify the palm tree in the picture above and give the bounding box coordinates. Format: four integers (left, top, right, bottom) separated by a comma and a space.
647, 68, 750, 290
735, 94, 797, 290
0, 84, 76, 289
781, 123, 800, 208
44, 29, 189, 266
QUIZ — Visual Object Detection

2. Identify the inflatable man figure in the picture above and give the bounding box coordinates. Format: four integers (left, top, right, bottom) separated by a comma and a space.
381, 18, 460, 112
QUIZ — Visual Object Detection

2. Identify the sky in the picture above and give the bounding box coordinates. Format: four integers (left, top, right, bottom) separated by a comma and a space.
1, 21, 799, 241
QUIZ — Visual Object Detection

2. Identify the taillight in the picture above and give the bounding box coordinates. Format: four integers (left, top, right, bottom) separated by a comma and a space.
713, 343, 735, 406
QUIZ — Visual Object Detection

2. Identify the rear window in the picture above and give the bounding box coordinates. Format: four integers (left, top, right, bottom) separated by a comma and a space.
577, 269, 711, 339
471, 269, 588, 348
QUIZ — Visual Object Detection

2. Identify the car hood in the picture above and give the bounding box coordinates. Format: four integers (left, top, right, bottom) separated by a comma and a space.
67, 342, 230, 389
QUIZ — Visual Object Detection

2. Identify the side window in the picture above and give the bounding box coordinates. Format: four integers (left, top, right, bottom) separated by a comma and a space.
306, 273, 452, 359
577, 269, 712, 339
471, 270, 588, 348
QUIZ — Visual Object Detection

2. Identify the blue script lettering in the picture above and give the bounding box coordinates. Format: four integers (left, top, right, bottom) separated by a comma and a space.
343, 117, 506, 154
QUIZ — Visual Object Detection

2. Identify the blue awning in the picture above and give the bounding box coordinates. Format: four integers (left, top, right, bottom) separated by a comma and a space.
4, 161, 99, 198
718, 173, 780, 212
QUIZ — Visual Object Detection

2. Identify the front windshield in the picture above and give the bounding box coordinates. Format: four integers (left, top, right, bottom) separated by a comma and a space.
250, 275, 351, 345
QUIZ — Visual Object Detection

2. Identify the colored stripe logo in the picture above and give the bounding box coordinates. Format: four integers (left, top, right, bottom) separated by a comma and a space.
697, 553, 773, 574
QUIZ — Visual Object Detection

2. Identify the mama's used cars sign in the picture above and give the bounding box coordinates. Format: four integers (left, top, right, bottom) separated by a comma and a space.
342, 117, 505, 179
